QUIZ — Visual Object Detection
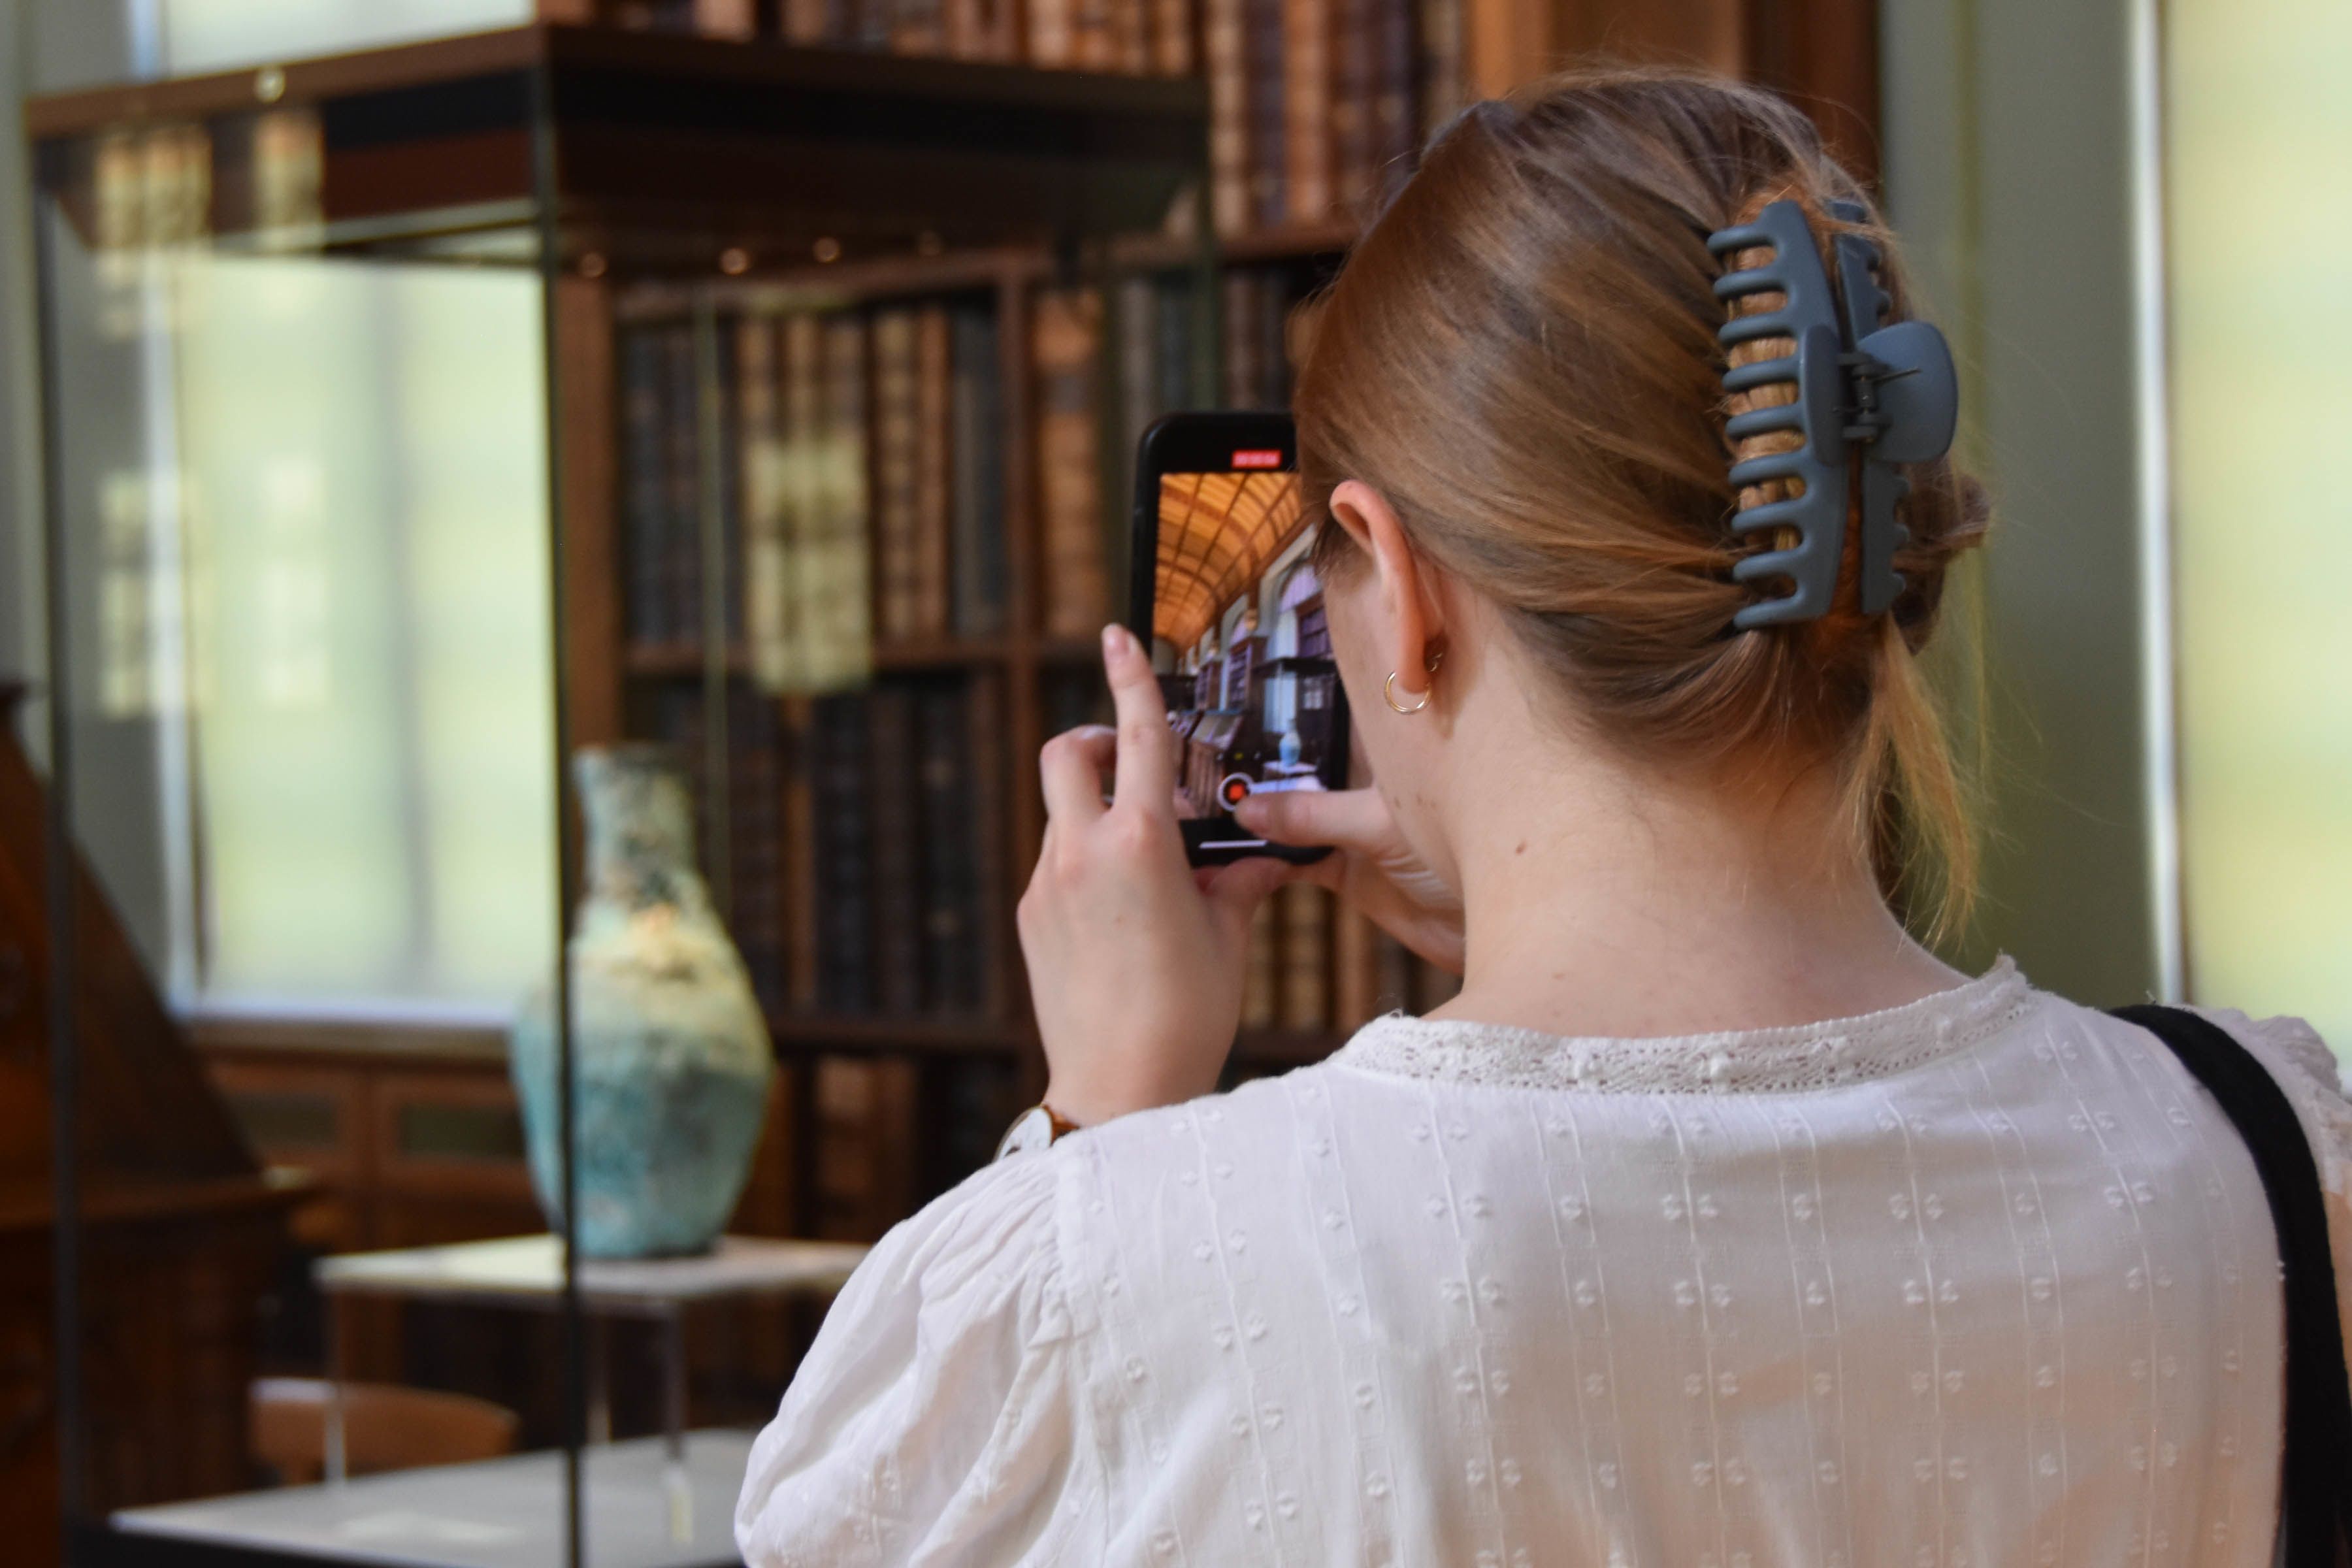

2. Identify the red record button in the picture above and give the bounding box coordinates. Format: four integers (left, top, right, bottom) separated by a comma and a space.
1218, 774, 1254, 807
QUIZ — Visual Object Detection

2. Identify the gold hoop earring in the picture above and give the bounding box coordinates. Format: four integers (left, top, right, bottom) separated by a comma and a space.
1384, 670, 1431, 715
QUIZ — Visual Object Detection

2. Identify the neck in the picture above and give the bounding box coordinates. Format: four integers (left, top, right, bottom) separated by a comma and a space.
1429, 721, 1963, 1041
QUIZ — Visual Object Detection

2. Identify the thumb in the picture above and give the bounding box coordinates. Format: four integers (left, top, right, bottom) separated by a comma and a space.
1201, 855, 1293, 934
1232, 786, 1386, 849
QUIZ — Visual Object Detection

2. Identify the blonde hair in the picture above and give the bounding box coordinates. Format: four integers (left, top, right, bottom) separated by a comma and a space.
1297, 67, 1989, 934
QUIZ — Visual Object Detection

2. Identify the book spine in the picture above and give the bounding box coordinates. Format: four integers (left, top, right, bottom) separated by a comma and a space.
1418, 0, 1465, 143
1331, 903, 1377, 1032
812, 1057, 918, 1239
913, 304, 955, 640
915, 679, 973, 1013
964, 670, 1007, 1015
1028, 0, 1073, 66
732, 691, 789, 1015
772, 314, 826, 693
853, 0, 894, 48
1282, 0, 1331, 225
1034, 287, 1108, 640
1154, 275, 1195, 412
1204, 0, 1250, 233
1372, 0, 1418, 204
1277, 881, 1331, 1031
1240, 897, 1279, 1028
620, 327, 670, 645
1222, 269, 1264, 409
1073, 0, 1119, 67
814, 316, 875, 691
872, 308, 921, 644
693, 0, 758, 35
1330, 0, 1377, 217
1117, 276, 1160, 515
662, 324, 703, 653
742, 315, 792, 691
892, 0, 947, 51
949, 305, 1009, 638
781, 695, 821, 1008
1150, 0, 1193, 73
813, 693, 874, 1012
1244, 0, 1287, 229
1257, 269, 1293, 406
717, 318, 745, 645
783, 0, 829, 41
868, 683, 923, 1015
1107, 0, 1149, 71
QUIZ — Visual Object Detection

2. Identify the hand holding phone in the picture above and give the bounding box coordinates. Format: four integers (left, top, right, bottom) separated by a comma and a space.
1130, 412, 1349, 867
1019, 625, 1293, 1126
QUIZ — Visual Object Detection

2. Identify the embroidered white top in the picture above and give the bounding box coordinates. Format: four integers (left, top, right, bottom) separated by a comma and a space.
735, 962, 2352, 1568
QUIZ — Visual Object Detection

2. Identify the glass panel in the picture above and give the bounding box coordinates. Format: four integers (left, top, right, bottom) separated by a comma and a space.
2166, 0, 2352, 1059
157, 0, 534, 78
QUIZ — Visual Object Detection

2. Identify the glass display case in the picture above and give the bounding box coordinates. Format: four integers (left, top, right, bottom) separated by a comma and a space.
17, 23, 1211, 1566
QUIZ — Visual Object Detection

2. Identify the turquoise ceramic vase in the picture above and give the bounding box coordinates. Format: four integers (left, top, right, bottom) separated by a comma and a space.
510, 745, 774, 1258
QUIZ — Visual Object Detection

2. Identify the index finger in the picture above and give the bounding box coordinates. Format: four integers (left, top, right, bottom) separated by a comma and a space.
1102, 623, 1177, 818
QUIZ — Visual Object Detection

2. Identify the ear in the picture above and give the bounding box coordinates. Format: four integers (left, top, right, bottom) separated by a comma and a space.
1330, 480, 1446, 704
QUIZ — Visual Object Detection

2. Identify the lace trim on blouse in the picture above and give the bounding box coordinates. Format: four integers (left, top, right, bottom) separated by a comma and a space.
1331, 956, 2034, 1095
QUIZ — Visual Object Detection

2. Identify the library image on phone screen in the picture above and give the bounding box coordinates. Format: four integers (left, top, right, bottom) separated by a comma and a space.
1151, 470, 1341, 825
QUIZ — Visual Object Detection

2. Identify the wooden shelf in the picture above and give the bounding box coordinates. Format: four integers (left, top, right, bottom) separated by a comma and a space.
765, 1011, 1027, 1056
27, 23, 1207, 267
1232, 1027, 1348, 1068
622, 637, 1016, 678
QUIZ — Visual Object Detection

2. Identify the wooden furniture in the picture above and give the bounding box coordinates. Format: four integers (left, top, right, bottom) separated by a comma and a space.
114, 1431, 755, 1568
0, 684, 308, 1562
312, 1235, 865, 1544
251, 1379, 521, 1488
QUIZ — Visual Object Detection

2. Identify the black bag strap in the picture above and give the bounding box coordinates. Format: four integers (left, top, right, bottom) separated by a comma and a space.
2110, 1004, 2352, 1567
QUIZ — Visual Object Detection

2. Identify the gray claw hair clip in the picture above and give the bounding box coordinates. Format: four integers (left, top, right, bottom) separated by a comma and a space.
1707, 199, 1960, 627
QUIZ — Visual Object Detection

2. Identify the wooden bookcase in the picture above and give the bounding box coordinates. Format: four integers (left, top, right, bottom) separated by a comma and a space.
24, 0, 1880, 1249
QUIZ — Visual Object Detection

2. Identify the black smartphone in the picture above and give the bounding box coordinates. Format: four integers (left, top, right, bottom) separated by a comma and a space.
1128, 411, 1347, 867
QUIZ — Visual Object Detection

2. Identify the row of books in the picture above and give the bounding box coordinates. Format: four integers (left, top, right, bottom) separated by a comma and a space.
621, 263, 1318, 674
649, 672, 1009, 1022
601, 0, 1465, 237
619, 303, 1009, 685
1237, 883, 1461, 1037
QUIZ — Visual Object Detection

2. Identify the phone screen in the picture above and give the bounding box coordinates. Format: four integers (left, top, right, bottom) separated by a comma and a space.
1146, 461, 1344, 857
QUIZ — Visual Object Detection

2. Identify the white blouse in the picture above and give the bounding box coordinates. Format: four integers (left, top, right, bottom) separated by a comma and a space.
736, 962, 2352, 1568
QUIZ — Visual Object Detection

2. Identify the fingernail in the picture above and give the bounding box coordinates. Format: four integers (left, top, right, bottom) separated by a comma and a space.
1101, 623, 1128, 659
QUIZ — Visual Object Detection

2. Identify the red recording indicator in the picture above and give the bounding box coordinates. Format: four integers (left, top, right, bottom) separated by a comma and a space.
1230, 448, 1283, 469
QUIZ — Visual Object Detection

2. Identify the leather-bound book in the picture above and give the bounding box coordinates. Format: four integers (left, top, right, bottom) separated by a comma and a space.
1418, 0, 1465, 141
740, 316, 793, 692
810, 315, 874, 691
913, 303, 954, 640
871, 307, 922, 644
619, 325, 670, 645
1331, 0, 1377, 215
963, 669, 1007, 1016
660, 323, 703, 651
915, 678, 977, 1013
1028, 0, 1073, 65
781, 695, 821, 1008
1150, 0, 1194, 73
812, 692, 875, 1012
1277, 880, 1331, 1031
949, 304, 1008, 637
1205, 0, 1250, 232
1241, 897, 1279, 1029
1371, 0, 1418, 204
867, 682, 924, 1016
1244, 0, 1287, 229
1034, 287, 1109, 639
892, 0, 946, 51
1282, 0, 1332, 223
